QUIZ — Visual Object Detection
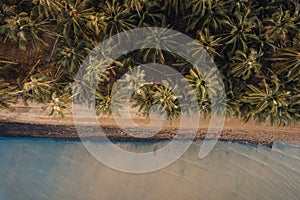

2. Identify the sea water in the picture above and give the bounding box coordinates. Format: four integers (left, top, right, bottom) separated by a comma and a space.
0, 138, 299, 200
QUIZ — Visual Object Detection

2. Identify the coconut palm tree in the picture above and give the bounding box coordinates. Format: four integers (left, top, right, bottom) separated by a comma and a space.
136, 1, 164, 27
152, 81, 181, 121
163, 0, 185, 17
31, 0, 63, 19
141, 27, 181, 64
218, 8, 259, 55
243, 79, 291, 125
0, 80, 16, 110
0, 12, 51, 50
229, 48, 263, 80
95, 83, 125, 116
23, 72, 54, 103
263, 6, 299, 48
57, 40, 91, 73
193, 28, 222, 60
274, 47, 300, 82
186, 0, 225, 32
99, 0, 137, 38
42, 91, 71, 116
132, 84, 157, 117
59, 0, 97, 42
124, 0, 145, 13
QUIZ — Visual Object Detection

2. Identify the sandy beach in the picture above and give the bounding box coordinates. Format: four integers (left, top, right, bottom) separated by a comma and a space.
0, 102, 299, 147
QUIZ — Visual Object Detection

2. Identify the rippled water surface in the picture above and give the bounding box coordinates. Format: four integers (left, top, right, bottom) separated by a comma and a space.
0, 138, 299, 200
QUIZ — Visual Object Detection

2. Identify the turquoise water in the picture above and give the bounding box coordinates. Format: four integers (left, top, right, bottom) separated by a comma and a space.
0, 138, 299, 200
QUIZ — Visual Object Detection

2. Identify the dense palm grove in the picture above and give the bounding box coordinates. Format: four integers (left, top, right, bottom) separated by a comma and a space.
0, 0, 299, 126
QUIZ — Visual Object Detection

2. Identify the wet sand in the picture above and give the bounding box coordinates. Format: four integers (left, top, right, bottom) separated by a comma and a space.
0, 103, 299, 147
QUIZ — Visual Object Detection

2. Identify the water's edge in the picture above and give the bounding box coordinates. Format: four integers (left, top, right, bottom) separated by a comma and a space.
3, 120, 298, 147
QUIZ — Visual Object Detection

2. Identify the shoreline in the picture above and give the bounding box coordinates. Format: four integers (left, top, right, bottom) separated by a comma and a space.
1, 120, 299, 148
0, 121, 273, 147
0, 103, 299, 148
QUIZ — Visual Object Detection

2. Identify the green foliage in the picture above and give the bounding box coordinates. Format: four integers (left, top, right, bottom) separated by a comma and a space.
22, 72, 71, 116
100, 0, 137, 37
132, 84, 156, 116
136, 1, 164, 27
185, 67, 226, 117
219, 8, 259, 55
229, 49, 263, 80
263, 6, 300, 47
243, 80, 292, 126
95, 84, 114, 116
0, 80, 16, 110
141, 27, 180, 64
31, 0, 63, 19
186, 68, 209, 104
274, 47, 300, 82
42, 92, 71, 117
124, 0, 146, 11
163, 0, 185, 17
57, 40, 91, 73
187, 0, 225, 32
23, 72, 54, 102
0, 0, 299, 125
59, 0, 98, 42
152, 81, 181, 121
194, 28, 222, 59
0, 12, 51, 50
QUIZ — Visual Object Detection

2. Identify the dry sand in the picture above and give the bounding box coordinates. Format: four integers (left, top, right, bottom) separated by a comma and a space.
0, 102, 299, 147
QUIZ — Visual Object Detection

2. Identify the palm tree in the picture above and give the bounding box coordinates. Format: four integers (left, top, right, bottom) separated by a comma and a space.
42, 91, 71, 116
152, 81, 181, 121
0, 80, 16, 110
95, 83, 124, 116
185, 67, 208, 104
274, 47, 300, 82
99, 0, 137, 38
218, 8, 259, 55
193, 28, 222, 60
229, 48, 263, 80
31, 0, 63, 19
141, 27, 181, 64
242, 79, 291, 125
59, 0, 97, 42
0, 12, 51, 50
132, 84, 157, 117
57, 40, 91, 73
263, 6, 299, 48
186, 0, 225, 32
23, 72, 54, 103
136, 1, 164, 27
185, 66, 225, 116
163, 0, 185, 17
124, 0, 145, 13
